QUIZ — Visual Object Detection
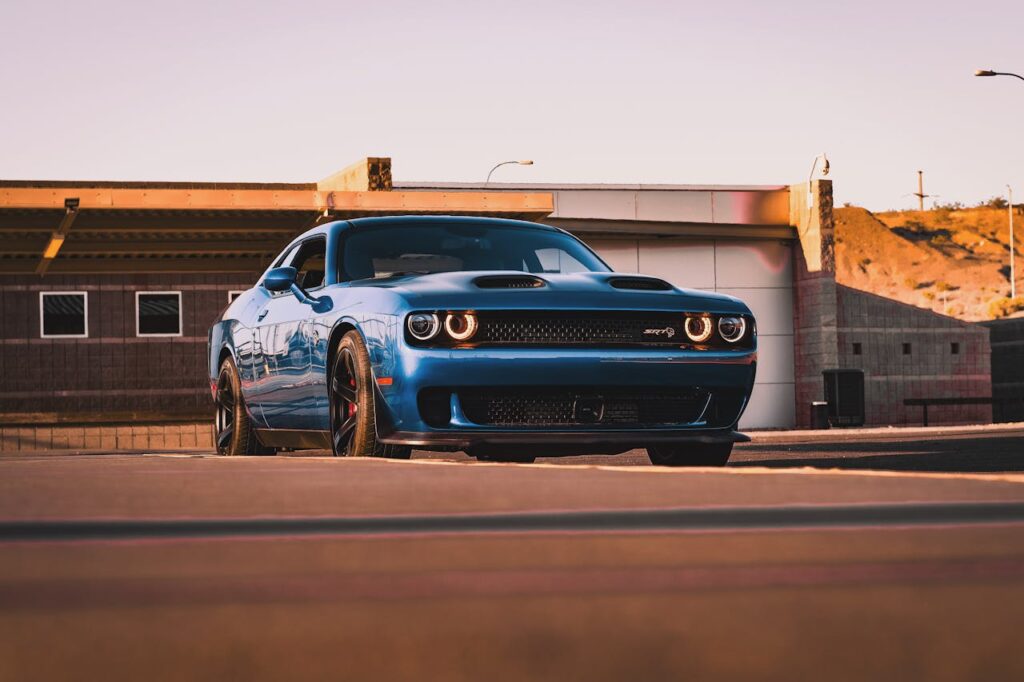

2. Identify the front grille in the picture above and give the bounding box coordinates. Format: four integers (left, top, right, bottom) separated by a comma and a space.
474, 311, 684, 347
459, 387, 708, 427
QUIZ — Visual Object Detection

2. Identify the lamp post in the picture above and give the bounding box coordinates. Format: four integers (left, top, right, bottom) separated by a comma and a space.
975, 70, 1021, 297
485, 160, 534, 184
1010, 184, 1016, 299
806, 153, 829, 208
975, 69, 1024, 83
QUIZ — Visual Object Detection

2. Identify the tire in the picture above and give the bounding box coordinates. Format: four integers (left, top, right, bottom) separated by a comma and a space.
214, 357, 274, 456
647, 442, 732, 467
330, 331, 412, 459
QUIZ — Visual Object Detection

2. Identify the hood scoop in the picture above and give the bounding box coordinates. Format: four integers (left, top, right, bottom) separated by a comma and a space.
608, 276, 673, 291
474, 275, 547, 289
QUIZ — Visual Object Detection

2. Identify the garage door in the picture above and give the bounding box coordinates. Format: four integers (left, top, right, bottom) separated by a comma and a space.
585, 238, 795, 429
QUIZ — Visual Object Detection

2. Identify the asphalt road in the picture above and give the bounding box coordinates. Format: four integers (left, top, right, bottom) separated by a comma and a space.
2, 428, 1023, 681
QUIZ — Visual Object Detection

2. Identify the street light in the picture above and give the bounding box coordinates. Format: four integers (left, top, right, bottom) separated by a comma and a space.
974, 68, 1024, 82
485, 160, 534, 184
974, 70, 1020, 297
1009, 184, 1016, 299
806, 152, 829, 208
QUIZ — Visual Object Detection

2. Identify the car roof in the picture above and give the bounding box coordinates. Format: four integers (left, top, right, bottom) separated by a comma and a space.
340, 215, 560, 231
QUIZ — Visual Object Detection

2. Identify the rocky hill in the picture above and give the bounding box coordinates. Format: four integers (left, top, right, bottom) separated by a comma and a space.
834, 206, 1023, 321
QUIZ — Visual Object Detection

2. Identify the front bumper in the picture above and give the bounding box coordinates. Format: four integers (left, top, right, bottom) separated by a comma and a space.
373, 346, 757, 447
379, 427, 750, 448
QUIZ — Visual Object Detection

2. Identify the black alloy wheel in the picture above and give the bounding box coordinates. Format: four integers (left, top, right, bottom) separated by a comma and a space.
330, 345, 360, 455
329, 331, 411, 459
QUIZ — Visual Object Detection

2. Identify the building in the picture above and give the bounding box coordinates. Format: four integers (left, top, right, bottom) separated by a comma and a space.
982, 317, 1024, 423
0, 157, 993, 452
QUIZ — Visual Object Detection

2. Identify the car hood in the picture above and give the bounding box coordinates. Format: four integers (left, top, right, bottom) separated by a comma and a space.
341, 271, 751, 314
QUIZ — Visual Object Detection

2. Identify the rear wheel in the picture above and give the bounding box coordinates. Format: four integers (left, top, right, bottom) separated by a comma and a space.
647, 442, 732, 467
330, 331, 411, 459
214, 357, 274, 456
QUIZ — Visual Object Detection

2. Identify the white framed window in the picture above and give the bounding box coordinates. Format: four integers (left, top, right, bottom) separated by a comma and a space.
228, 290, 245, 303
136, 291, 183, 337
40, 291, 88, 338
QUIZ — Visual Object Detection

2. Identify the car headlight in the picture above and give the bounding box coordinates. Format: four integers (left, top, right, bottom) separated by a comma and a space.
445, 312, 478, 341
684, 315, 714, 343
407, 313, 440, 341
718, 316, 747, 343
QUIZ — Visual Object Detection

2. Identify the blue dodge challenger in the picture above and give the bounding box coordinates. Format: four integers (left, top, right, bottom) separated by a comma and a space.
208, 216, 756, 465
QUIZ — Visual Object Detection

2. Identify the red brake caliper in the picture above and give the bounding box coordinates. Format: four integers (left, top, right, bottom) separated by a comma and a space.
348, 379, 358, 417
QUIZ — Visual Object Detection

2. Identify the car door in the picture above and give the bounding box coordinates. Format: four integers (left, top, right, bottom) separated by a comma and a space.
252, 237, 327, 430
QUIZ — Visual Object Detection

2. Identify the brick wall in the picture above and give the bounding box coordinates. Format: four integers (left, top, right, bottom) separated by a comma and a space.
0, 422, 213, 453
792, 246, 839, 427
837, 286, 992, 426
790, 180, 838, 428
0, 273, 257, 417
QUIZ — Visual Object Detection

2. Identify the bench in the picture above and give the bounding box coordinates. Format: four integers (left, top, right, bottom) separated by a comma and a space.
903, 397, 1024, 426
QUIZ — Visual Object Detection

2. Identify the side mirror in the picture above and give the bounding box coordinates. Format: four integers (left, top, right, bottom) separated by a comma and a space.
262, 265, 333, 314
264, 266, 297, 292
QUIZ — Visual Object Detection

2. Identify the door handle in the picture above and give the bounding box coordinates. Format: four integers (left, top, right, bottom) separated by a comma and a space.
257, 309, 269, 321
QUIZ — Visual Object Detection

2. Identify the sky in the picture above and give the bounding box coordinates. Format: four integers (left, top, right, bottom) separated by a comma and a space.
1, 0, 1022, 210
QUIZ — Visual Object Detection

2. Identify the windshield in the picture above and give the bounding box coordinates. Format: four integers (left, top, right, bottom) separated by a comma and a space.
338, 222, 610, 281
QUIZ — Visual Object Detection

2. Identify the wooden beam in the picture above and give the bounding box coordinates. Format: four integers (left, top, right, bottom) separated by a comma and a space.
0, 257, 269, 275
0, 187, 554, 216
35, 201, 79, 276
4, 238, 286, 256
1, 188, 321, 211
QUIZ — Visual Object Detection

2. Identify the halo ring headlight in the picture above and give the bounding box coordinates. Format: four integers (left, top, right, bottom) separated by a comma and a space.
684, 315, 714, 343
407, 313, 440, 341
445, 312, 478, 342
718, 316, 747, 343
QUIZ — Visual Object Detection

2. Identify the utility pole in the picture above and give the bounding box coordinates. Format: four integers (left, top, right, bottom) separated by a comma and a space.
913, 170, 930, 211
1010, 184, 1016, 299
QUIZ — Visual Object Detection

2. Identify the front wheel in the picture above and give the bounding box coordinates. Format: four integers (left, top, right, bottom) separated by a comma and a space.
329, 331, 411, 459
647, 442, 732, 467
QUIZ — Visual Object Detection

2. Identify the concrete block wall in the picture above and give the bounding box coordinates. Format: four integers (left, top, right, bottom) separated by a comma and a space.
792, 251, 839, 427
838, 286, 992, 425
791, 181, 839, 428
0, 422, 213, 453
0, 273, 256, 416
983, 318, 1024, 422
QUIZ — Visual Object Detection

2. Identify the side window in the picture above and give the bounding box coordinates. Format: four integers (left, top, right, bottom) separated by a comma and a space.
272, 244, 299, 269
291, 238, 327, 290
531, 248, 589, 274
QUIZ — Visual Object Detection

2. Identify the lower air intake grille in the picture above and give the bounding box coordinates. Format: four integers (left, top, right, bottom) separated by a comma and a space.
459, 387, 708, 427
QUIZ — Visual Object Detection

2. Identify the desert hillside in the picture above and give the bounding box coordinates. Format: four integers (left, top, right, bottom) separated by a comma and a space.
834, 206, 1022, 321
